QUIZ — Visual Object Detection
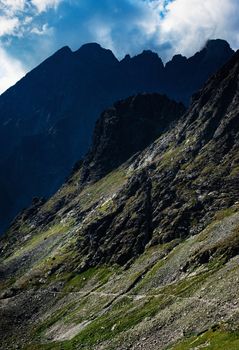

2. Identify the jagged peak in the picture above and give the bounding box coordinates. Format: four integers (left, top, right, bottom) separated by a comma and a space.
171, 54, 187, 62
121, 49, 164, 69
74, 42, 118, 64
194, 39, 234, 61
165, 54, 187, 69
56, 45, 72, 54
23, 45, 73, 78
120, 54, 131, 63
76, 42, 103, 52
134, 49, 162, 61
204, 38, 233, 51
47, 45, 73, 60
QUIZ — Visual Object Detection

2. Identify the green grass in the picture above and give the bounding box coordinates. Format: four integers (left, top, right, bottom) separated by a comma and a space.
169, 329, 239, 349
64, 266, 115, 292
214, 206, 239, 221
158, 144, 185, 169
6, 222, 73, 262
78, 168, 127, 211
29, 291, 171, 350
59, 295, 171, 348
132, 258, 165, 294
31, 270, 212, 349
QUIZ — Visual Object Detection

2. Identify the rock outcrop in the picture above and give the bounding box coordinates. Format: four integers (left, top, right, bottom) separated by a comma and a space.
81, 93, 185, 184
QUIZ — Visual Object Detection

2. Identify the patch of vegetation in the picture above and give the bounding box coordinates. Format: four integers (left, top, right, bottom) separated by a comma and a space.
6, 221, 73, 261
78, 167, 127, 211
214, 206, 239, 221
32, 267, 117, 341
159, 271, 212, 298
33, 298, 82, 340
29, 292, 172, 349
64, 266, 115, 292
168, 328, 239, 350
33, 268, 214, 350
62, 295, 171, 348
229, 165, 239, 177
132, 258, 165, 294
158, 144, 185, 169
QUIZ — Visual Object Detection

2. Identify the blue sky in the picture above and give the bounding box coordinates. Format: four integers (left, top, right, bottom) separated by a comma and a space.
0, 0, 239, 93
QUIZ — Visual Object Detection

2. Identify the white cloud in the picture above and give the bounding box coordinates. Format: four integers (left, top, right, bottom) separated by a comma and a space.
0, 15, 19, 36
0, 0, 62, 14
153, 0, 239, 58
88, 21, 116, 53
31, 0, 61, 13
0, 0, 25, 14
0, 46, 26, 94
0, 0, 61, 41
31, 23, 52, 35
0, 0, 62, 92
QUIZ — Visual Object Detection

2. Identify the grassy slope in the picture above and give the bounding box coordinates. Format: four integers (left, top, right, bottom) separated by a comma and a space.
2, 207, 238, 349
0, 141, 239, 349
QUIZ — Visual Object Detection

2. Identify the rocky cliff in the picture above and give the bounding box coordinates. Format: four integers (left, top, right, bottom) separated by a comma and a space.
81, 93, 185, 184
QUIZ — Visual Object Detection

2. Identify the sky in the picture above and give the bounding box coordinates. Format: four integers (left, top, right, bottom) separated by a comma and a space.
0, 0, 239, 94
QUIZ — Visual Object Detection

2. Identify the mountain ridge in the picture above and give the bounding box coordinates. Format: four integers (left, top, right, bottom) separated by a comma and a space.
0, 39, 234, 233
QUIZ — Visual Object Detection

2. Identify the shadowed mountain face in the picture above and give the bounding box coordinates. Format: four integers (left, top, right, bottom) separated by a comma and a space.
81, 93, 185, 184
1, 50, 239, 350
0, 39, 234, 232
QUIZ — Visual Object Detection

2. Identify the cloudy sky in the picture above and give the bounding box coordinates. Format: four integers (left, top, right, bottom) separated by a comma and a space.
0, 0, 239, 93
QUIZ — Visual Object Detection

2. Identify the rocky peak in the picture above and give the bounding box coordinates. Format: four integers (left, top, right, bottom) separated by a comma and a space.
189, 39, 234, 65
124, 49, 164, 68
120, 54, 131, 63
189, 49, 239, 134
30, 45, 73, 74
53, 45, 72, 56
164, 39, 235, 105
204, 38, 233, 55
165, 54, 187, 70
74, 42, 118, 66
81, 93, 185, 184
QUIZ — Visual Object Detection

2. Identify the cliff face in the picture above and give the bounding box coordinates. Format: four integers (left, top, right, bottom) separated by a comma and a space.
1, 50, 239, 349
0, 39, 234, 233
81, 93, 185, 184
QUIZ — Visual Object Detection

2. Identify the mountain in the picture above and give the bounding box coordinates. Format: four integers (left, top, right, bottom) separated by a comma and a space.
1, 49, 239, 349
0, 39, 234, 233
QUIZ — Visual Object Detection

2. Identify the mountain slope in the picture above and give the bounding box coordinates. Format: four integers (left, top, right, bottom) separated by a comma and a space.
1, 50, 239, 349
0, 39, 234, 233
